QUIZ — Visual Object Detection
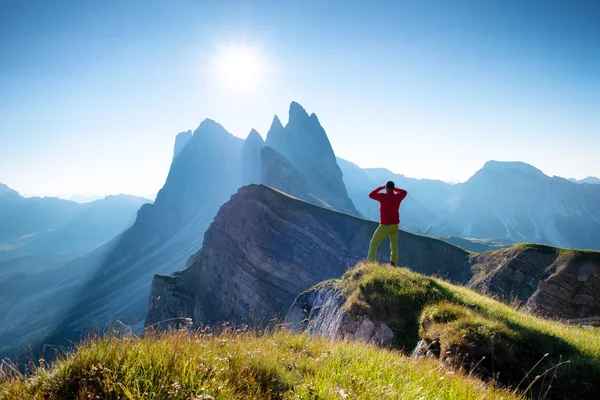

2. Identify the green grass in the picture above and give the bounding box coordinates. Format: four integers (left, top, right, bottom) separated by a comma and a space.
336, 263, 600, 399
3, 262, 599, 399
0, 329, 516, 400
499, 242, 600, 263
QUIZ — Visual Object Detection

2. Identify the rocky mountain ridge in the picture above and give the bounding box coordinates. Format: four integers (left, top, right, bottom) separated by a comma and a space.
147, 185, 600, 333
145, 184, 470, 329
469, 244, 600, 319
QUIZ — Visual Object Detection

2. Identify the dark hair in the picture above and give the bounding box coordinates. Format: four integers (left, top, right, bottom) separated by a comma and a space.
386, 181, 395, 191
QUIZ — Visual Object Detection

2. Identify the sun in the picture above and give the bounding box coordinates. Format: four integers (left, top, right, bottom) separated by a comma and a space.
209, 44, 266, 93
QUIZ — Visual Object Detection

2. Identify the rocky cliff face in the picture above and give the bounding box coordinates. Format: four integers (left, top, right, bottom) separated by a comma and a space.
146, 184, 470, 329
469, 244, 600, 320
264, 103, 360, 216
284, 282, 394, 346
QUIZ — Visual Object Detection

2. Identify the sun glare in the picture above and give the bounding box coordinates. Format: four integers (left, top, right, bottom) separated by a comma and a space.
210, 44, 266, 93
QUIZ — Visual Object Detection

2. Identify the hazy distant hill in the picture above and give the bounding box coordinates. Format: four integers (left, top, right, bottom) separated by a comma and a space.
0, 186, 148, 261
568, 176, 600, 184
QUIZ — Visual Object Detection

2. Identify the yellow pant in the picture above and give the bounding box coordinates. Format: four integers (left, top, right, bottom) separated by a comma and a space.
367, 224, 399, 265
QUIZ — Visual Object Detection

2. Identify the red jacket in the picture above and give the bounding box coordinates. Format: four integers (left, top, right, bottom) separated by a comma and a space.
368, 187, 408, 225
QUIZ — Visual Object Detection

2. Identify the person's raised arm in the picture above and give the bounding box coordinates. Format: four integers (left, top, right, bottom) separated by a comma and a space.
369, 186, 385, 200
394, 188, 408, 200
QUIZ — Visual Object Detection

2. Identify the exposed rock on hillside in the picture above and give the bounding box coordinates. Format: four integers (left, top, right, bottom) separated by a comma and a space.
469, 244, 600, 319
265, 103, 360, 216
146, 184, 470, 328
285, 282, 394, 346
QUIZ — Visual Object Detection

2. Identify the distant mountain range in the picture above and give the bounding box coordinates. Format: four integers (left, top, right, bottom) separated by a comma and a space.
339, 159, 600, 250
0, 186, 148, 261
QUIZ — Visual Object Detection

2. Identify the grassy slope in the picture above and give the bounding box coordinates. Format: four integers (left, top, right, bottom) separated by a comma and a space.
481, 242, 600, 261
3, 262, 599, 399
0, 330, 515, 400
338, 263, 600, 399
512, 242, 600, 262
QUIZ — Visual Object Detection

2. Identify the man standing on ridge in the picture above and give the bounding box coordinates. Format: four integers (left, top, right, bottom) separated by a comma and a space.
367, 181, 408, 266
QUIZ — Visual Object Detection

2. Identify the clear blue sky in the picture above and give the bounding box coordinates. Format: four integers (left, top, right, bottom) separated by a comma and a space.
1, 0, 599, 198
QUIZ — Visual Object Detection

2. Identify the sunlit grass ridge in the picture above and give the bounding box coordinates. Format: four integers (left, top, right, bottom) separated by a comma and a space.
337, 263, 600, 398
0, 329, 516, 399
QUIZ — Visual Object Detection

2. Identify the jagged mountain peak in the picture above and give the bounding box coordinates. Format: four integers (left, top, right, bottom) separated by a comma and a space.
241, 129, 265, 186
289, 101, 309, 121
264, 102, 359, 217
195, 118, 229, 136
247, 129, 264, 144
270, 115, 284, 131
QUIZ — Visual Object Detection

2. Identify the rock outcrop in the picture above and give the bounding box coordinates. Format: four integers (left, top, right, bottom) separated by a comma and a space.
469, 244, 600, 319
284, 282, 394, 346
264, 103, 360, 217
146, 184, 470, 329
